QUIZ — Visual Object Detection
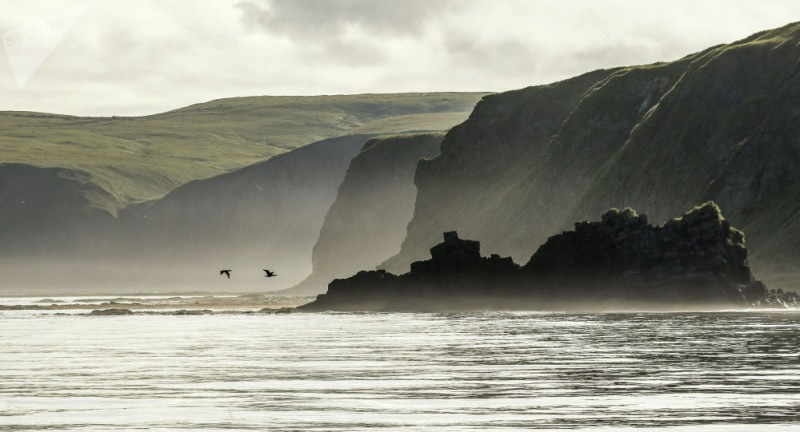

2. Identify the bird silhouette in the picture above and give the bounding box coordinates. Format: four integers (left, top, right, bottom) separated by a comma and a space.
263, 269, 277, 277
220, 269, 232, 279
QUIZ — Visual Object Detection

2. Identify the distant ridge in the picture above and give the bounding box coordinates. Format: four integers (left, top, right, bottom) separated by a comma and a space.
0, 92, 486, 213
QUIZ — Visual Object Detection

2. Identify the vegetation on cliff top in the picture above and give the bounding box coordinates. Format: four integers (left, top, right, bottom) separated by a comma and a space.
0, 93, 484, 214
382, 21, 800, 289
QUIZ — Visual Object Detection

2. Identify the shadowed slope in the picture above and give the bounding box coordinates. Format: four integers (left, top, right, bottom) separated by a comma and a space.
284, 133, 443, 295
112, 135, 373, 290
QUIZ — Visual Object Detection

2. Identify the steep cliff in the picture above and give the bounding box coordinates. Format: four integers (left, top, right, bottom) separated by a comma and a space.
380, 68, 622, 272
285, 133, 443, 295
382, 23, 800, 288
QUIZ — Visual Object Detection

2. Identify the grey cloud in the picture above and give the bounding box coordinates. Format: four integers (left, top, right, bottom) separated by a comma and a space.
234, 0, 466, 68
236, 0, 464, 38
4, 0, 800, 116
443, 35, 540, 74
296, 38, 387, 66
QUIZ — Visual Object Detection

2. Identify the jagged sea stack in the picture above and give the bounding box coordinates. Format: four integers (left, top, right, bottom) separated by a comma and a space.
523, 202, 767, 306
300, 202, 781, 311
301, 231, 520, 311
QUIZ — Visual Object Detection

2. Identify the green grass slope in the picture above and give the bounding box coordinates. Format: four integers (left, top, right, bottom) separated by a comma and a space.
384, 22, 800, 289
575, 23, 800, 286
0, 93, 485, 214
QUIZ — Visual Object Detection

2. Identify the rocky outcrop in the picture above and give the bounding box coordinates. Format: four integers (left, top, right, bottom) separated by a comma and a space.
381, 22, 800, 289
301, 203, 792, 311
301, 230, 521, 311
284, 133, 443, 295
523, 202, 766, 305
89, 308, 134, 316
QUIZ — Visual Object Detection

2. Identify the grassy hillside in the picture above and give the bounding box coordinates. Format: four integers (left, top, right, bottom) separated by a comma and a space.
383, 22, 800, 289
0, 93, 484, 214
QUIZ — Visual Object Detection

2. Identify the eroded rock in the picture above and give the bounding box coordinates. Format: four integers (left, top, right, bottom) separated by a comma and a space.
301, 202, 791, 311
89, 308, 134, 316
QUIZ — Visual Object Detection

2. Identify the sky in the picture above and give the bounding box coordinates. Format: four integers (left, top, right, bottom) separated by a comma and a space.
2, 0, 800, 116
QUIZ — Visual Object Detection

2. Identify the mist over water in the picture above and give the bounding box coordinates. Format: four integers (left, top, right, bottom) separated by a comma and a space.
0, 260, 308, 295
2, 301, 799, 431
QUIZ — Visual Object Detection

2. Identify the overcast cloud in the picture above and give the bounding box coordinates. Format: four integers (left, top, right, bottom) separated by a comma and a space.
1, 0, 800, 116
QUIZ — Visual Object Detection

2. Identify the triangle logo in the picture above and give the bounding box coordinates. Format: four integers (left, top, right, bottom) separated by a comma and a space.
2, 2, 91, 88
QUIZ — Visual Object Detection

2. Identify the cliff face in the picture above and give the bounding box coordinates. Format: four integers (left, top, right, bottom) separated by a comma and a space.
380, 68, 623, 272
303, 203, 790, 312
285, 133, 443, 295
382, 23, 800, 288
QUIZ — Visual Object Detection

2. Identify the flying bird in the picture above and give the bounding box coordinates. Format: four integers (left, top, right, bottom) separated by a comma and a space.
263, 269, 277, 277
220, 269, 232, 279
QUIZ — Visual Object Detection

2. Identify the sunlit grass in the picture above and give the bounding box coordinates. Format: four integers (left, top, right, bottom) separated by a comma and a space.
0, 93, 486, 213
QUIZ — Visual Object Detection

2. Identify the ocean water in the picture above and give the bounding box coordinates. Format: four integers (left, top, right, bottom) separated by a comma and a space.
1, 297, 799, 431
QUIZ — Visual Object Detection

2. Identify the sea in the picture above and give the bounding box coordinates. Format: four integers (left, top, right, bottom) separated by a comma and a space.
1, 295, 799, 431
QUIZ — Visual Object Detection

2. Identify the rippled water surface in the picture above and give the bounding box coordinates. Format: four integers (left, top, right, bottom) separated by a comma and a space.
2, 299, 799, 431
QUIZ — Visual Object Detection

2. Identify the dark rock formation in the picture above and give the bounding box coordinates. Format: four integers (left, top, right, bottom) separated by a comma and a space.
258, 307, 294, 314
523, 202, 765, 305
171, 309, 213, 315
89, 308, 134, 316
301, 203, 792, 311
301, 230, 520, 311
